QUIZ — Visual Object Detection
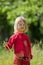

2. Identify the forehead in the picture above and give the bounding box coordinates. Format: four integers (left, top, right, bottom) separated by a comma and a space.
18, 21, 25, 24
15, 16, 26, 25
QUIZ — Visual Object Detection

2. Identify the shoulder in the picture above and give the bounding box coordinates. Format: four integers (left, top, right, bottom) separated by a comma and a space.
24, 34, 30, 40
9, 33, 18, 40
23, 34, 28, 38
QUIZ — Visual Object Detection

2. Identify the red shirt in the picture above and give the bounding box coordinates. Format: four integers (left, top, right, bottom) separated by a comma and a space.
6, 32, 32, 59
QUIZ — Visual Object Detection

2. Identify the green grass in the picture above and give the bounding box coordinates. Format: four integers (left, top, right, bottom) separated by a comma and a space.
31, 44, 43, 65
0, 45, 43, 65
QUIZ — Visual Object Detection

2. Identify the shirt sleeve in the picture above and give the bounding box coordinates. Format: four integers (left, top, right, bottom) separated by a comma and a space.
6, 34, 16, 50
8, 36, 14, 49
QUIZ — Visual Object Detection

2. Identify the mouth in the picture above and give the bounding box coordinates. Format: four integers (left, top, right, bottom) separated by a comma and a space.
21, 27, 24, 29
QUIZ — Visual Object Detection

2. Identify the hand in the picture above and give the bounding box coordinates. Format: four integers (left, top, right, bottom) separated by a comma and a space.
3, 41, 7, 48
28, 56, 31, 61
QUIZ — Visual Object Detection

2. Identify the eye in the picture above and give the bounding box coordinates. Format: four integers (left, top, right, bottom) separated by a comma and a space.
19, 24, 22, 26
18, 23, 22, 26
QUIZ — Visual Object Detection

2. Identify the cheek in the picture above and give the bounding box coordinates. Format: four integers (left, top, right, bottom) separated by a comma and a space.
17, 24, 21, 29
17, 25, 20, 29
17, 25, 21, 31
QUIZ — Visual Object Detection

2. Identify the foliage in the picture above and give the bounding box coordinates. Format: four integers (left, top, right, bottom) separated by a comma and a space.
0, 0, 43, 43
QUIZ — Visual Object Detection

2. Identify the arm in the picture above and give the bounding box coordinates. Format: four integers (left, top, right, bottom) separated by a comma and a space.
3, 36, 14, 50
3, 41, 11, 51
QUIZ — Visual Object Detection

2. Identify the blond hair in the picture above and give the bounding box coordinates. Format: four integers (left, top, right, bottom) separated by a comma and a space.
14, 16, 28, 33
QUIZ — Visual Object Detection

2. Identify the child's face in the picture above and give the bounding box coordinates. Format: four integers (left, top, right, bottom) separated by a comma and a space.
17, 21, 26, 33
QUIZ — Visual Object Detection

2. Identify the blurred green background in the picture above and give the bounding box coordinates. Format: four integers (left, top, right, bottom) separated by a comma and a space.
0, 0, 43, 65
0, 0, 43, 43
